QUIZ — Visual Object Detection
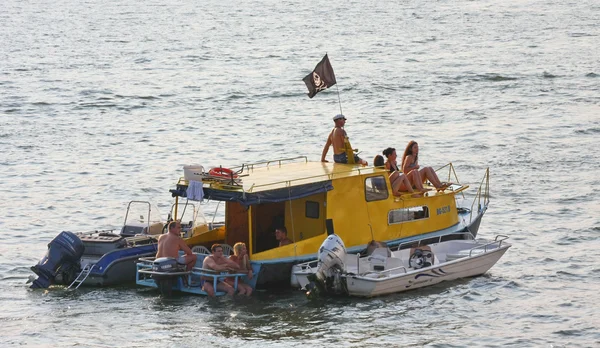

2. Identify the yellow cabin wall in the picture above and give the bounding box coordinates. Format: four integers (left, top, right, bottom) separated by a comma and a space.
327, 173, 460, 249
240, 171, 461, 261
283, 193, 326, 244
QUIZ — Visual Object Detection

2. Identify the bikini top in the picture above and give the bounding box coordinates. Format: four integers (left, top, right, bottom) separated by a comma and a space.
389, 161, 400, 173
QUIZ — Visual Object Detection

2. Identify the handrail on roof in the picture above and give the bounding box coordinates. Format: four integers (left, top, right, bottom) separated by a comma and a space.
245, 164, 387, 192
435, 162, 466, 199
469, 167, 490, 222
228, 156, 309, 172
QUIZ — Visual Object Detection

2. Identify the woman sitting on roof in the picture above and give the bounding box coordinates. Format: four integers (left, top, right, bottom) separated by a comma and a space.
225, 242, 253, 296
401, 141, 450, 191
380, 148, 421, 195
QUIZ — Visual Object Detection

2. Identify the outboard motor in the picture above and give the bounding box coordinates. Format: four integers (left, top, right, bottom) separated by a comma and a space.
151, 257, 186, 297
30, 231, 85, 288
306, 233, 347, 298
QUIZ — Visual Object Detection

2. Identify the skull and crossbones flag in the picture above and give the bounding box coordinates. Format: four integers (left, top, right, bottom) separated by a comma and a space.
303, 54, 337, 98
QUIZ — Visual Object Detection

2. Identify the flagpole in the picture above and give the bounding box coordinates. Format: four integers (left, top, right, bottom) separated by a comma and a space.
336, 84, 343, 115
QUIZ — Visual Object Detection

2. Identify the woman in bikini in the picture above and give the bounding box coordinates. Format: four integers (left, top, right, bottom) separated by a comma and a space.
225, 242, 253, 296
401, 141, 449, 191
382, 147, 424, 193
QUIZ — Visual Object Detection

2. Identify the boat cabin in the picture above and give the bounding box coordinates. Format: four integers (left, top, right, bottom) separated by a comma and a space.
174, 157, 475, 269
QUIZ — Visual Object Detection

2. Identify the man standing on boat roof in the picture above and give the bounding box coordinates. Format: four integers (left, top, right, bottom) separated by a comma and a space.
155, 221, 197, 271
321, 114, 368, 165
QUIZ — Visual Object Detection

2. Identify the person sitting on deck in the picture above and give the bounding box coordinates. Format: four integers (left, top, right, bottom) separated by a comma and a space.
381, 148, 418, 195
224, 242, 253, 296
321, 114, 368, 165
202, 244, 243, 297
155, 221, 197, 271
401, 141, 450, 191
275, 227, 293, 247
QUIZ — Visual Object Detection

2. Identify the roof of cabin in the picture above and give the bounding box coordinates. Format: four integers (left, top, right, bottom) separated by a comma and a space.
175, 158, 464, 206
235, 160, 383, 192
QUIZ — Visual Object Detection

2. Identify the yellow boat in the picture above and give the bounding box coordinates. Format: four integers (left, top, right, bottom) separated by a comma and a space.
174, 157, 489, 288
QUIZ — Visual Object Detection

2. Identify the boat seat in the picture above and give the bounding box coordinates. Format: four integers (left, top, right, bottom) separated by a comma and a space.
221, 244, 233, 256
146, 222, 164, 235
191, 245, 210, 254
368, 248, 390, 271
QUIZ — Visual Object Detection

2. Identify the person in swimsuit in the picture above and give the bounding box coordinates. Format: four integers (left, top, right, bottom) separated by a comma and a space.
202, 244, 242, 297
321, 114, 368, 165
401, 141, 449, 191
382, 147, 421, 194
224, 242, 253, 296
155, 221, 197, 271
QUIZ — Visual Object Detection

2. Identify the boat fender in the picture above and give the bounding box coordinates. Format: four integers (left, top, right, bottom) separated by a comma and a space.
208, 167, 238, 178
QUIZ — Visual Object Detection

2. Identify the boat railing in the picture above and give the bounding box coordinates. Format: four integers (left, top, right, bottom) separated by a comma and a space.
393, 232, 476, 252
232, 156, 309, 172
122, 200, 155, 232
469, 168, 490, 223
182, 159, 391, 194
467, 234, 509, 257
437, 163, 490, 223
246, 164, 384, 193
435, 162, 464, 197
296, 260, 320, 272
136, 258, 247, 294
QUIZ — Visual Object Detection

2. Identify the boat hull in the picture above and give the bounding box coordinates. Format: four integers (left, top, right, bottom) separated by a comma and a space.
82, 248, 157, 286
294, 234, 510, 298
345, 246, 509, 297
254, 207, 486, 289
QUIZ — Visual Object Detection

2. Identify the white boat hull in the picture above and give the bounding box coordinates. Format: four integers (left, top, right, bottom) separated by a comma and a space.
344, 246, 509, 297
294, 234, 511, 298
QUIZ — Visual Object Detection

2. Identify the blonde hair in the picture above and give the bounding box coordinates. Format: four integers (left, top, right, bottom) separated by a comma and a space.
233, 242, 246, 256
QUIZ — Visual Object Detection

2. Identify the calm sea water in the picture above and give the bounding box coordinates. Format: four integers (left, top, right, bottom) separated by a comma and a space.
1, 0, 599, 346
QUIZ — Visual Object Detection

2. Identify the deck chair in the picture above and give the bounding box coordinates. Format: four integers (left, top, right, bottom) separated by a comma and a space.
368, 247, 390, 271
191, 245, 210, 254
221, 244, 234, 256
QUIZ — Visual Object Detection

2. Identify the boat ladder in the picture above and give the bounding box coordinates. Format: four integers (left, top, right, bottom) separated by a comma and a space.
68, 263, 95, 290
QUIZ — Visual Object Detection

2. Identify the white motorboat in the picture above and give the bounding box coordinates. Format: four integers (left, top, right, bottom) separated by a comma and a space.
293, 233, 511, 298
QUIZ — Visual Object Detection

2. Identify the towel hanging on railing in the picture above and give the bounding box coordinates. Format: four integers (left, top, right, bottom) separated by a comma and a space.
186, 180, 204, 201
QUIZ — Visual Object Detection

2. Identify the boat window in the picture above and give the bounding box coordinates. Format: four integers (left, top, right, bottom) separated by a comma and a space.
365, 176, 389, 202
305, 201, 319, 219
388, 206, 429, 224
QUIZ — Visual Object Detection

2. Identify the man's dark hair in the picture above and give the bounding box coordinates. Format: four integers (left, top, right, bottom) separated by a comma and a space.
276, 226, 287, 235
211, 243, 223, 253
169, 221, 180, 231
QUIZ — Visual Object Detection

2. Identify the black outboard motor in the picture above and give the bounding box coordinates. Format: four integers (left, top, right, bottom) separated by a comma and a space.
151, 257, 187, 297
30, 231, 85, 289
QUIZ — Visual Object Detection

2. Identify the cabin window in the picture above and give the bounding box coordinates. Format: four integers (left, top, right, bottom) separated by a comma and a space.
388, 206, 429, 224
305, 201, 319, 219
365, 176, 389, 202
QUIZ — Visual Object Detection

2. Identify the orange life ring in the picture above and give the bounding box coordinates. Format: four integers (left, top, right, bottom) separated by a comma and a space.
209, 167, 238, 179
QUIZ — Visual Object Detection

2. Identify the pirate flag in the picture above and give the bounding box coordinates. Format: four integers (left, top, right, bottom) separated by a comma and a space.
303, 54, 337, 98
